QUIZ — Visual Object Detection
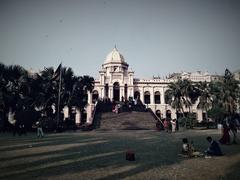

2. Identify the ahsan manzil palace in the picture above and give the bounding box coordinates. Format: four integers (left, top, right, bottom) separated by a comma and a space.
66, 46, 236, 127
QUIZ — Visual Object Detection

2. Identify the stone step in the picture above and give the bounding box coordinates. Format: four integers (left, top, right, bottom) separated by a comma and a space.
97, 111, 157, 130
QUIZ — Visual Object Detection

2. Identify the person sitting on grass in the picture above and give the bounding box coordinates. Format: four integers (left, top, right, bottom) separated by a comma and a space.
205, 136, 223, 156
181, 138, 203, 158
181, 138, 192, 157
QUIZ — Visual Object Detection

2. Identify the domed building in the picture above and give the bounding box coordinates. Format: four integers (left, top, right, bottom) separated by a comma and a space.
83, 46, 212, 125
94, 46, 134, 102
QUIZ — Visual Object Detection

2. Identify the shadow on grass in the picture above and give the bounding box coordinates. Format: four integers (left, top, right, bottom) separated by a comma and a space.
224, 161, 240, 180
0, 133, 103, 152
0, 136, 105, 162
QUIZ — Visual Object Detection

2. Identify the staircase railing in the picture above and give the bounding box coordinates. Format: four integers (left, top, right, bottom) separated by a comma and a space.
91, 101, 100, 129
132, 99, 146, 112
147, 108, 164, 127
81, 101, 99, 131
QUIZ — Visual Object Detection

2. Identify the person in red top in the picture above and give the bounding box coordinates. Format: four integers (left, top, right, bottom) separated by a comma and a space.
219, 119, 230, 144
163, 119, 169, 132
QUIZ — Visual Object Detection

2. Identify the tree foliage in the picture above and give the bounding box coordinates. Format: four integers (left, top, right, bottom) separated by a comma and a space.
165, 69, 240, 127
0, 63, 94, 131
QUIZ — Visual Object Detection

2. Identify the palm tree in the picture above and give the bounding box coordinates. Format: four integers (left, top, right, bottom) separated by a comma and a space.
165, 79, 199, 128
0, 64, 32, 130
0, 63, 7, 110
0, 62, 96, 131
165, 79, 197, 115
32, 67, 57, 115
197, 81, 212, 128
181, 79, 198, 114
221, 69, 239, 115
165, 79, 186, 117
60, 67, 77, 120
81, 75, 95, 93
0, 63, 9, 130
207, 69, 240, 125
69, 75, 94, 124
6, 65, 28, 111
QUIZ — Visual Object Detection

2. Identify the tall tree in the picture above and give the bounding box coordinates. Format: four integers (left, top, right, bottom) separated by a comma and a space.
60, 67, 77, 119
181, 79, 198, 114
0, 63, 9, 129
32, 67, 58, 119
0, 64, 33, 129
69, 75, 94, 122
197, 81, 212, 127
165, 78, 199, 128
221, 69, 239, 115
165, 79, 186, 117
0, 62, 95, 131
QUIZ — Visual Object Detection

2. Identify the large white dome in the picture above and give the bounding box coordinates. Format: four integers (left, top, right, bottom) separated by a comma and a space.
104, 47, 125, 64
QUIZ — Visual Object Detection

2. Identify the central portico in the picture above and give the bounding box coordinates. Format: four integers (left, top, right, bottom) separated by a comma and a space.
96, 46, 134, 101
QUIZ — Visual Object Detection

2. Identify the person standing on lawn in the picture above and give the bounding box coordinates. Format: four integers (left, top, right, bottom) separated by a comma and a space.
219, 118, 230, 145
36, 114, 44, 138
163, 119, 169, 133
171, 119, 176, 132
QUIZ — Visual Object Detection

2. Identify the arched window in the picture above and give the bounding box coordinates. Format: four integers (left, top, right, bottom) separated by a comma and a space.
154, 91, 161, 104
105, 84, 109, 98
144, 91, 151, 104
134, 91, 140, 100
113, 82, 120, 102
166, 110, 171, 119
92, 90, 99, 103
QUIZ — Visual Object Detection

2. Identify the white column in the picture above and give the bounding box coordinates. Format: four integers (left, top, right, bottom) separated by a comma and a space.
172, 109, 177, 119
101, 88, 104, 99
110, 73, 112, 83
130, 74, 133, 85
129, 87, 133, 98
161, 87, 165, 104
198, 110, 203, 122
88, 91, 92, 104
63, 106, 69, 120
102, 74, 105, 84
163, 104, 168, 118
140, 87, 144, 103
151, 87, 154, 105
100, 74, 102, 85
109, 87, 113, 100
86, 105, 93, 124
76, 109, 80, 125
120, 87, 124, 100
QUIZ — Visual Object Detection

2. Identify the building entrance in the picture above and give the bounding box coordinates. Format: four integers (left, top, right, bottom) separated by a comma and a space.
113, 82, 120, 102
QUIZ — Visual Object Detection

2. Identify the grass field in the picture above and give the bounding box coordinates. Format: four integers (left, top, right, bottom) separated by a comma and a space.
0, 129, 240, 180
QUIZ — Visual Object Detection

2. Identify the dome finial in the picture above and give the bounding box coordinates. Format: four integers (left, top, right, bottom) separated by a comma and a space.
104, 46, 125, 64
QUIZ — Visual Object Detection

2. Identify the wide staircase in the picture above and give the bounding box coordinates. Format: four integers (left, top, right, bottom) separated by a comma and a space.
87, 99, 160, 131
97, 111, 157, 130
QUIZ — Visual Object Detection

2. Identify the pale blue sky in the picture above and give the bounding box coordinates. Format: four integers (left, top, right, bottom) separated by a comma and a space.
0, 0, 240, 78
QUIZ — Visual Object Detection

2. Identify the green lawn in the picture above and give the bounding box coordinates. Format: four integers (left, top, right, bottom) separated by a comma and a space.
0, 129, 240, 180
